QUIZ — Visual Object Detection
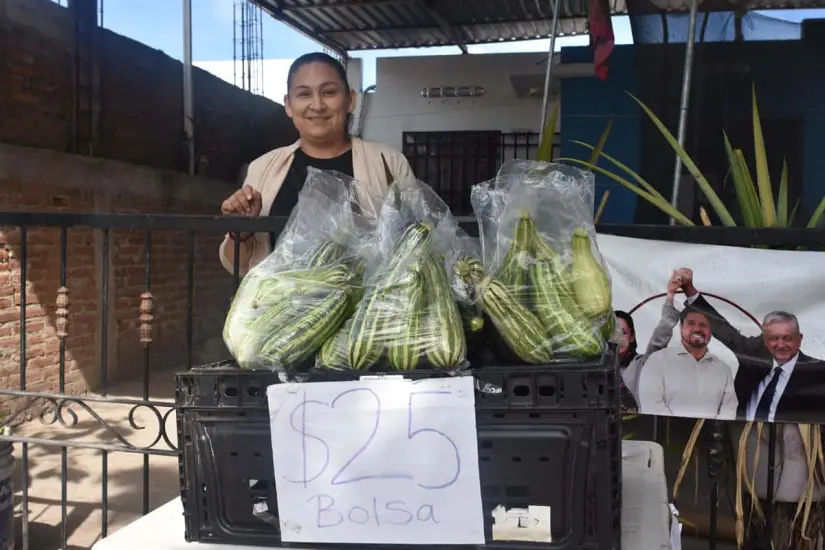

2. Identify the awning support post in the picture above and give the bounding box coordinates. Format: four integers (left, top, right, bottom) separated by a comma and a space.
538, 0, 562, 146
183, 0, 195, 175
669, 0, 699, 224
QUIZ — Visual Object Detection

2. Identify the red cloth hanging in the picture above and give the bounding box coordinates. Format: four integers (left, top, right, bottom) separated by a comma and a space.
588, 0, 615, 80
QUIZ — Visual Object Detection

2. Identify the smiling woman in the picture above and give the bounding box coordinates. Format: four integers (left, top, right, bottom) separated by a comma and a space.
218, 52, 414, 275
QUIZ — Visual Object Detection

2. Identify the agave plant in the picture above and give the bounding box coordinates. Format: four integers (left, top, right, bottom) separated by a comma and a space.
560, 86, 825, 230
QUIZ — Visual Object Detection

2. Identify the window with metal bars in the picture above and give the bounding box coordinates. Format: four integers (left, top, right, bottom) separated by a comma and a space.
402, 131, 559, 215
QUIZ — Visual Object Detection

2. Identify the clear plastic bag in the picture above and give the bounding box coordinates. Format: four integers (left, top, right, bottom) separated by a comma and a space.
460, 159, 614, 363
223, 168, 381, 371
448, 233, 485, 336
316, 178, 472, 371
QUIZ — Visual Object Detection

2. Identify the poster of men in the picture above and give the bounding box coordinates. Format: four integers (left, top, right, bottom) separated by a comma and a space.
601, 234, 825, 425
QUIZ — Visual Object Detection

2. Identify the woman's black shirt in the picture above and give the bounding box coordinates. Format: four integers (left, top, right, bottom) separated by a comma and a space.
268, 148, 354, 249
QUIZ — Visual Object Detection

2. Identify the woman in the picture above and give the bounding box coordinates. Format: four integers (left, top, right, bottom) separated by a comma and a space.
218, 52, 414, 275
615, 310, 640, 412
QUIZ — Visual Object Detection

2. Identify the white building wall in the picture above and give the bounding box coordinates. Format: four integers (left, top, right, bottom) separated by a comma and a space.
359, 53, 577, 151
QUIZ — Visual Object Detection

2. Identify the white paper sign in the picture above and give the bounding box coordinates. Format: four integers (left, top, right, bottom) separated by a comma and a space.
267, 376, 485, 545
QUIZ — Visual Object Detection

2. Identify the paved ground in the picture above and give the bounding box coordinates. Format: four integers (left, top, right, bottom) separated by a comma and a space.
7, 371, 740, 549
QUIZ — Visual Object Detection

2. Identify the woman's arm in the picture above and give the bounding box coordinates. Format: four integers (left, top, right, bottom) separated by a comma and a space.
218, 157, 269, 276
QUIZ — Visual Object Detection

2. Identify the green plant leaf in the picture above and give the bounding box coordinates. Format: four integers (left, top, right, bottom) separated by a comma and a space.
734, 149, 764, 226
790, 198, 801, 226
536, 100, 560, 162
571, 141, 667, 202
627, 92, 737, 226
723, 135, 757, 227
777, 158, 789, 227
588, 119, 613, 166
808, 195, 825, 229
560, 157, 695, 225
751, 85, 777, 227
595, 190, 610, 224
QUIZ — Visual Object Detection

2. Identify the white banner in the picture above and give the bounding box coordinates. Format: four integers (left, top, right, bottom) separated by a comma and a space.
599, 234, 825, 423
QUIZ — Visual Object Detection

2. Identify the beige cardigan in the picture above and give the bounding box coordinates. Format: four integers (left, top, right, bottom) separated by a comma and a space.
219, 137, 413, 275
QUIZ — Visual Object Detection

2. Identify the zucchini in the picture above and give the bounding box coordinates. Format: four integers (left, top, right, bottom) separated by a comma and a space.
317, 322, 351, 370
307, 240, 347, 268
259, 287, 350, 368
530, 259, 603, 358
523, 215, 558, 261
454, 255, 485, 285
496, 214, 532, 291
478, 276, 552, 364
422, 256, 466, 369
570, 228, 612, 319
348, 222, 433, 370
386, 273, 425, 370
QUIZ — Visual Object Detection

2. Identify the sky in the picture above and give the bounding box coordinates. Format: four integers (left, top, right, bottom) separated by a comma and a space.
59, 0, 824, 100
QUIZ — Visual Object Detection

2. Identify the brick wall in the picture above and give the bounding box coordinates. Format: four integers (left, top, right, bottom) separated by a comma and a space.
0, 143, 235, 406
0, 0, 297, 182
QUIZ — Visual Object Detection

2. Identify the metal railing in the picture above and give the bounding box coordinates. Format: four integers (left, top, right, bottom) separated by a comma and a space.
0, 213, 285, 549
0, 211, 823, 549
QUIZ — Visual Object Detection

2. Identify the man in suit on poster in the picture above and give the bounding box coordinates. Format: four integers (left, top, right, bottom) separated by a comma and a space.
677, 267, 825, 424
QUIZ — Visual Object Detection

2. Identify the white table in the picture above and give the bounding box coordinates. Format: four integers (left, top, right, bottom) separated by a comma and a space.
93, 440, 670, 550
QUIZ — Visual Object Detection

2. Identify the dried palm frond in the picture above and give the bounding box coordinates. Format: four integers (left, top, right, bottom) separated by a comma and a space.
736, 421, 764, 547
674, 418, 705, 501
700, 206, 712, 227
793, 424, 817, 541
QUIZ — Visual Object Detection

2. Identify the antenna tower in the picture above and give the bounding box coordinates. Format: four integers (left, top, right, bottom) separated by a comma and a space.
233, 0, 264, 95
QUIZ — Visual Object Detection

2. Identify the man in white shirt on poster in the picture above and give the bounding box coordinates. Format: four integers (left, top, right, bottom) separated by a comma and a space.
636, 271, 738, 420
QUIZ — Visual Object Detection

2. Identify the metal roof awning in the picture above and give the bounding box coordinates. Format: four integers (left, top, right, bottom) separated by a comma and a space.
252, 0, 612, 55
253, 0, 824, 55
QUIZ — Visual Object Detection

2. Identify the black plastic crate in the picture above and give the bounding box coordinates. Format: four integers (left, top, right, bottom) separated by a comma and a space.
176, 345, 619, 413
176, 357, 621, 549
177, 406, 619, 549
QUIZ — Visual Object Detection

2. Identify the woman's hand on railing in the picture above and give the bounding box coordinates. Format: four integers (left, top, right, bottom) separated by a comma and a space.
221, 185, 263, 241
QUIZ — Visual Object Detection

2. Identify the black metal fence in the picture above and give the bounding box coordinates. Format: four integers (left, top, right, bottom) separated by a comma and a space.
0, 211, 822, 549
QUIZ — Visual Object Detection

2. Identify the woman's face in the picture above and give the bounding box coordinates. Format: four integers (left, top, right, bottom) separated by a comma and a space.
284, 62, 356, 145
617, 317, 635, 355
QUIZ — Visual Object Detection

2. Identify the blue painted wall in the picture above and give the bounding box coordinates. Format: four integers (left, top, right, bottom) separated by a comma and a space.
559, 45, 641, 224
691, 40, 825, 221
560, 39, 825, 225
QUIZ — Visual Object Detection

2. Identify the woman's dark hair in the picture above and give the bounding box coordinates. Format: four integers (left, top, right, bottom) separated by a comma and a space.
286, 52, 353, 136
614, 310, 638, 359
